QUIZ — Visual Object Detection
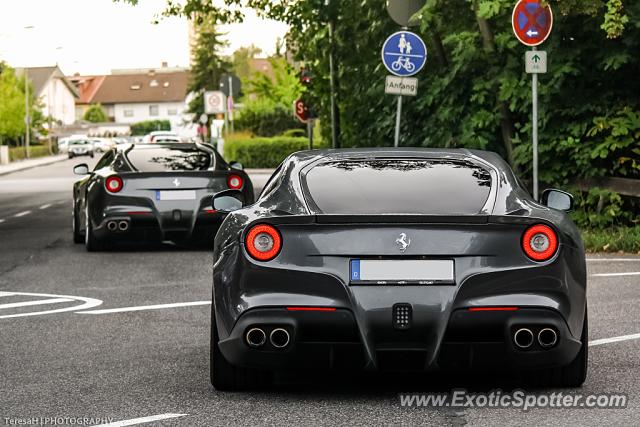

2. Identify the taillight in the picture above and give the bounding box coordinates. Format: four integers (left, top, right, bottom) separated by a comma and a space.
228, 174, 243, 190
522, 224, 558, 261
105, 176, 123, 193
245, 224, 281, 261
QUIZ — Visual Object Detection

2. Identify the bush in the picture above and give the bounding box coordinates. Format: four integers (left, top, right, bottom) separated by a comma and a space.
83, 104, 108, 123
281, 128, 306, 137
9, 145, 50, 161
235, 99, 304, 137
130, 120, 171, 136
224, 136, 310, 168
582, 227, 640, 253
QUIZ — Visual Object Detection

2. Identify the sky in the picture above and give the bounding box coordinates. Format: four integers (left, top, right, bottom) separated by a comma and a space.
0, 0, 288, 76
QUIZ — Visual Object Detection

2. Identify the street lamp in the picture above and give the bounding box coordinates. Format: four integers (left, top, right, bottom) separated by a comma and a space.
23, 25, 35, 158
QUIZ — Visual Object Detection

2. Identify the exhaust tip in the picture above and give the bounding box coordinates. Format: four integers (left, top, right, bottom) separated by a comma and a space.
245, 328, 266, 348
107, 221, 118, 232
514, 328, 534, 349
538, 328, 558, 348
118, 221, 129, 231
270, 328, 290, 349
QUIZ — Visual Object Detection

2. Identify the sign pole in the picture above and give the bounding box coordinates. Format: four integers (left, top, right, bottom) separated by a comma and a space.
228, 76, 235, 135
394, 95, 403, 147
307, 119, 314, 150
532, 46, 539, 201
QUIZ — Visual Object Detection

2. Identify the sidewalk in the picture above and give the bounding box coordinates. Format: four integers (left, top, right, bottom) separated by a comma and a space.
0, 155, 67, 177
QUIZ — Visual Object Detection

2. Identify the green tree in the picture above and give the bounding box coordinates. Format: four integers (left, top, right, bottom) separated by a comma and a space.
231, 44, 263, 88
187, 15, 231, 121
83, 103, 108, 123
0, 63, 40, 146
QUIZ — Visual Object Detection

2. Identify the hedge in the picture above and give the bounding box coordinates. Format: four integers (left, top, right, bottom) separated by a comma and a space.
9, 146, 51, 161
130, 120, 171, 136
224, 136, 310, 168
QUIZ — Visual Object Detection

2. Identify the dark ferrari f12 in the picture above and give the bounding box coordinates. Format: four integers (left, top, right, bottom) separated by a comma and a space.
72, 143, 253, 250
210, 149, 587, 390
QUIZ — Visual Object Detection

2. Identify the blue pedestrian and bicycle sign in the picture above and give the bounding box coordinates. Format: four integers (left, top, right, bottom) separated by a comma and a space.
381, 31, 427, 77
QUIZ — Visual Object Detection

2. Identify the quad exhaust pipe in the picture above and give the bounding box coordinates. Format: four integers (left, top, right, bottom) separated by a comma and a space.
107, 220, 130, 232
513, 328, 534, 349
245, 328, 267, 348
269, 328, 290, 349
538, 328, 558, 348
118, 220, 129, 232
107, 221, 118, 232
513, 327, 558, 349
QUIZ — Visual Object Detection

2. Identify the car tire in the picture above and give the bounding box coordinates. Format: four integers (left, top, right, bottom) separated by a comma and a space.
210, 306, 272, 391
68, 154, 74, 159
524, 309, 588, 388
72, 202, 83, 244
85, 205, 107, 252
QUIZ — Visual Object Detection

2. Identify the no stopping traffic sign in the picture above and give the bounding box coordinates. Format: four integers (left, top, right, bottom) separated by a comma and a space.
512, 0, 553, 47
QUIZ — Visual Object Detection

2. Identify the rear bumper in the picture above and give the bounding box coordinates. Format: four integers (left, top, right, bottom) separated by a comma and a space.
218, 306, 581, 373
214, 245, 586, 372
92, 210, 226, 243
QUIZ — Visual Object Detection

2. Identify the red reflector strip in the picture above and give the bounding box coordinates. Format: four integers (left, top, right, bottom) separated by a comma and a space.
204, 209, 217, 214
468, 307, 519, 312
286, 307, 336, 312
126, 211, 151, 215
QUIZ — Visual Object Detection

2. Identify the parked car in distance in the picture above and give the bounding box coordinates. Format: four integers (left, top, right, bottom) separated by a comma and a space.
92, 138, 116, 153
143, 131, 181, 144
67, 139, 95, 159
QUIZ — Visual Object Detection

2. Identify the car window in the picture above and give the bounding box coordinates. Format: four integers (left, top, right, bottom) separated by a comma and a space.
94, 151, 115, 171
125, 147, 212, 172
304, 158, 492, 215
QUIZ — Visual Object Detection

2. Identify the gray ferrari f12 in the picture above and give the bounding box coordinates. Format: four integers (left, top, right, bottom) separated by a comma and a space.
72, 142, 253, 251
210, 148, 587, 390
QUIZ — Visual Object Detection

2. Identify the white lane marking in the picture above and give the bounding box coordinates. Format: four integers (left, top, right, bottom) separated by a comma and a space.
587, 258, 640, 262
0, 219, 4, 223
0, 291, 102, 319
0, 291, 15, 297
591, 272, 640, 277
39, 203, 52, 210
13, 210, 31, 217
0, 298, 73, 310
94, 414, 188, 427
590, 333, 640, 347
77, 300, 211, 314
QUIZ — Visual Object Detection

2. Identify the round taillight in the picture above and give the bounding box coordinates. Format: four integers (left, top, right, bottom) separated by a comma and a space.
522, 224, 558, 261
228, 174, 243, 190
105, 176, 123, 193
245, 224, 281, 261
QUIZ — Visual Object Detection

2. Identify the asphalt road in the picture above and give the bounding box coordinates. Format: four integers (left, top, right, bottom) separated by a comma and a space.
1, 158, 639, 426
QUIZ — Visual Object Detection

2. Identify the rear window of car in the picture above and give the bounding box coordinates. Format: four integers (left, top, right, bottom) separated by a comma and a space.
304, 158, 492, 215
69, 140, 90, 145
126, 147, 212, 172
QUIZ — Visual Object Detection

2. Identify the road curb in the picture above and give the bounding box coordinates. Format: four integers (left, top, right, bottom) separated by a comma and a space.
0, 155, 67, 177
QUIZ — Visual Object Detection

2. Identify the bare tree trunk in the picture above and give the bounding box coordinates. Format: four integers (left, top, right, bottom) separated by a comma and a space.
431, 31, 448, 68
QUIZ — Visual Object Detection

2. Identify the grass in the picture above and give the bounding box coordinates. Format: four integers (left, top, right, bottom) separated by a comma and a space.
582, 226, 640, 254
9, 145, 52, 162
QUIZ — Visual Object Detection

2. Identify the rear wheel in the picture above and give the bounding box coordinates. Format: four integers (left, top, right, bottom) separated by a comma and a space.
72, 201, 83, 244
85, 205, 107, 252
524, 309, 588, 388
210, 307, 271, 391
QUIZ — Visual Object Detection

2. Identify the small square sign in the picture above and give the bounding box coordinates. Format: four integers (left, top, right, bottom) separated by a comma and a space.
526, 51, 547, 74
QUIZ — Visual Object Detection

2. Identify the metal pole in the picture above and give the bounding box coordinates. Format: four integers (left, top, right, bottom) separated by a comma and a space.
308, 119, 314, 150
394, 96, 403, 147
228, 76, 235, 135
25, 70, 30, 159
532, 47, 539, 201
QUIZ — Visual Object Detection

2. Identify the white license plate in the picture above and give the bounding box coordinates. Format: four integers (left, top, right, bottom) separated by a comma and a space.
350, 259, 454, 285
156, 190, 196, 201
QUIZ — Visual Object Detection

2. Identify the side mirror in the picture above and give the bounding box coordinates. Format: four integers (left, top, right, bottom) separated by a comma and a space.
212, 189, 245, 213
230, 161, 244, 170
73, 164, 90, 176
541, 189, 574, 212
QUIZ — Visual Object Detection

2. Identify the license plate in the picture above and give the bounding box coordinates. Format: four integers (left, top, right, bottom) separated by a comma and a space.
350, 259, 454, 285
156, 190, 196, 201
